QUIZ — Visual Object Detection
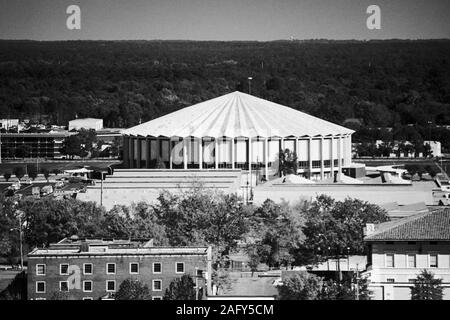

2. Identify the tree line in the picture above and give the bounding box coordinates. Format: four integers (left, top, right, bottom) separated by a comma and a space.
0, 40, 449, 143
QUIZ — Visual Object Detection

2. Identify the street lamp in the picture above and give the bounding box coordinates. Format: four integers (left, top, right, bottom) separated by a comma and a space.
347, 247, 350, 271
248, 77, 253, 95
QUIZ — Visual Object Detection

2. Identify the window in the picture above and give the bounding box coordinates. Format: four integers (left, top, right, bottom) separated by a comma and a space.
130, 263, 139, 274
106, 280, 116, 292
153, 262, 162, 274
83, 281, 93, 292
153, 280, 162, 291
152, 296, 163, 300
407, 241, 416, 245
386, 254, 395, 268
83, 297, 93, 300
175, 262, 185, 274
36, 281, 46, 293
312, 160, 321, 169
430, 254, 438, 268
60, 264, 69, 275
106, 263, 116, 274
36, 264, 46, 276
386, 241, 394, 245
83, 263, 93, 275
386, 278, 395, 283
60, 281, 69, 292
298, 161, 308, 169
408, 279, 416, 283
407, 254, 416, 268
430, 241, 438, 245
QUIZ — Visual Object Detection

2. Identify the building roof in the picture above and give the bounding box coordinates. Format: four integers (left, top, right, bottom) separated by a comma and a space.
69, 118, 102, 123
27, 238, 210, 257
123, 91, 354, 139
365, 208, 450, 241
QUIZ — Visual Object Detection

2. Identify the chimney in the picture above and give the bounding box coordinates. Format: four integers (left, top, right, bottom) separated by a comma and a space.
364, 223, 375, 236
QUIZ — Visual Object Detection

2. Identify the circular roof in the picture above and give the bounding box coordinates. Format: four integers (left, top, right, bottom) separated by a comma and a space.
124, 91, 354, 138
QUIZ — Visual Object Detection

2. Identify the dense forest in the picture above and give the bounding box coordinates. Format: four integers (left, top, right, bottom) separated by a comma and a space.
0, 40, 449, 147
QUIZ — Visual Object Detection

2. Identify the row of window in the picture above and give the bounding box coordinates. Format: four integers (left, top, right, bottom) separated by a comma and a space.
36, 262, 185, 276
35, 279, 164, 294
385, 253, 439, 268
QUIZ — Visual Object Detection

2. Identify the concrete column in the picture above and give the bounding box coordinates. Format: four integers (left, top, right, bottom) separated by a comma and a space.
308, 137, 313, 179
248, 137, 252, 183
231, 138, 235, 169
123, 136, 129, 167
330, 136, 335, 179
214, 138, 219, 169
295, 137, 299, 173
136, 137, 141, 168
198, 138, 203, 169
264, 138, 269, 180
338, 136, 343, 180
169, 138, 173, 169
320, 136, 324, 180
145, 137, 150, 168
130, 137, 135, 168
183, 137, 188, 170
280, 137, 285, 151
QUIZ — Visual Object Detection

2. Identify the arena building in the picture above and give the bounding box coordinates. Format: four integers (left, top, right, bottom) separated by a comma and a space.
122, 91, 354, 181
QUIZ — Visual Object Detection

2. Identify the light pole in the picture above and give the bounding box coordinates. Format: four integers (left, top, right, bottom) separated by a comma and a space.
11, 210, 25, 270
248, 77, 252, 95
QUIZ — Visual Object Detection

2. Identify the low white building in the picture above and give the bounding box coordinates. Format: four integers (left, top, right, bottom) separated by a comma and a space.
0, 119, 19, 130
424, 141, 442, 157
364, 209, 450, 300
69, 118, 103, 131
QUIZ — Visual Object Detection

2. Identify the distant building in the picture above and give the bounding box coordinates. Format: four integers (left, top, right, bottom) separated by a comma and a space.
424, 141, 442, 157
0, 132, 71, 159
364, 208, 450, 300
123, 92, 354, 181
69, 118, 103, 131
0, 119, 19, 131
27, 238, 212, 300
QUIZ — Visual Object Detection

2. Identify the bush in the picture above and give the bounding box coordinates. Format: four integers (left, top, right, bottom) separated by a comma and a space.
41, 168, 50, 181
277, 272, 323, 300
3, 172, 12, 181
164, 275, 197, 300
115, 279, 151, 300
12, 166, 25, 180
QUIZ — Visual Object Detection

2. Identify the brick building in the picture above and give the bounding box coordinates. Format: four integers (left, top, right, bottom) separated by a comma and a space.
364, 208, 450, 300
27, 238, 212, 300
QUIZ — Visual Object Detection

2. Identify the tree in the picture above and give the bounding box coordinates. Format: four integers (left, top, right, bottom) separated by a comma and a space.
41, 168, 50, 181
12, 166, 25, 181
411, 270, 443, 300
163, 275, 196, 300
249, 199, 305, 269
277, 272, 323, 300
296, 195, 389, 266
115, 279, 151, 300
278, 149, 298, 176
0, 271, 27, 300
28, 166, 38, 181
52, 168, 61, 176
3, 172, 11, 182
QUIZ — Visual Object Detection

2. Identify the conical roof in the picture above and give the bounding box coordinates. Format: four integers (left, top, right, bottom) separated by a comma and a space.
123, 91, 353, 138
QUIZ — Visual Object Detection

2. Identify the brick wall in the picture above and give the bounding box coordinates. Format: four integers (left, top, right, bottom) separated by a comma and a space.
28, 254, 208, 300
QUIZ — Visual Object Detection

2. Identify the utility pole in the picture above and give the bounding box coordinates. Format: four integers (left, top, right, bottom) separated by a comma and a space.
355, 263, 360, 300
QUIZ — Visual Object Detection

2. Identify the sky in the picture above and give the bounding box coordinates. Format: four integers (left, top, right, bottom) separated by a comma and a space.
0, 0, 449, 41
